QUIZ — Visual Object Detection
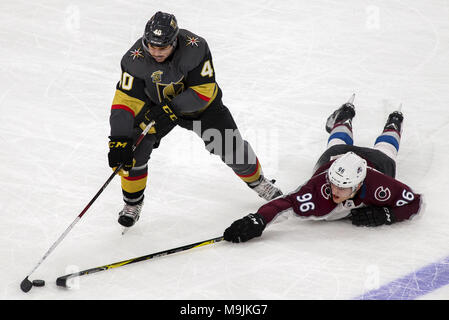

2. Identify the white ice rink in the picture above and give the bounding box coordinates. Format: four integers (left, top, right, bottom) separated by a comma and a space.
1, 0, 449, 300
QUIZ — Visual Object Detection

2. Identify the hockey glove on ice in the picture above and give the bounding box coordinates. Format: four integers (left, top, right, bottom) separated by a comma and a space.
224, 213, 267, 243
108, 136, 134, 176
350, 206, 396, 227
143, 100, 179, 140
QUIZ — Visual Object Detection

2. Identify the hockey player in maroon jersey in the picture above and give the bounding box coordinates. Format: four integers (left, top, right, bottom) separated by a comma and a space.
224, 97, 423, 243
107, 12, 282, 228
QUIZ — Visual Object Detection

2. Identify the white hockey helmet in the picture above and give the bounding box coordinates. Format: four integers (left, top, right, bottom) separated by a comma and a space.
327, 152, 367, 191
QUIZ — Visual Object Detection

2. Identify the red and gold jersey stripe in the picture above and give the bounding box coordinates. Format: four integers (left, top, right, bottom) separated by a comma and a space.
121, 173, 148, 194
111, 89, 146, 117
190, 83, 218, 105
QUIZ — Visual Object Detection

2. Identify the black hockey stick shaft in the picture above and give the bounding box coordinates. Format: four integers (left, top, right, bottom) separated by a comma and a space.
56, 236, 224, 287
20, 121, 155, 292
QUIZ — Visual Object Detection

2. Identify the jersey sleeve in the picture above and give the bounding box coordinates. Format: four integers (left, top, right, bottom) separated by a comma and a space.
287, 182, 341, 220
364, 170, 423, 222
257, 175, 336, 223
390, 186, 422, 221
256, 195, 295, 224
109, 61, 149, 137
170, 47, 219, 115
378, 181, 422, 221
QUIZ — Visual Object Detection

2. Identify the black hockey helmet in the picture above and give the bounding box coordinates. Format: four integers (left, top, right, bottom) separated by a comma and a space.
142, 11, 179, 48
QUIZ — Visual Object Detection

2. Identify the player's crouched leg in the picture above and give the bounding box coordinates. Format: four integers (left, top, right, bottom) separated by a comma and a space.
180, 100, 283, 200
118, 133, 156, 227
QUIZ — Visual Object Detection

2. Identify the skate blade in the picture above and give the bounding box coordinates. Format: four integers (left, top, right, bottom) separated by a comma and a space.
121, 227, 129, 235
348, 93, 355, 104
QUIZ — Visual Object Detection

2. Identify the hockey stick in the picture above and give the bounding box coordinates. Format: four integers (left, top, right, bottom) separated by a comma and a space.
20, 121, 155, 293
56, 236, 224, 287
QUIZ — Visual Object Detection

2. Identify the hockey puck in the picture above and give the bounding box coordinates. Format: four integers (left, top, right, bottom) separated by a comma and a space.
32, 280, 45, 287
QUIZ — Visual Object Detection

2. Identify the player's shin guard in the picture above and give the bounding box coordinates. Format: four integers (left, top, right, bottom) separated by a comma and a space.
373, 111, 403, 161
227, 142, 282, 201
220, 136, 261, 184
121, 172, 147, 205
235, 157, 262, 184
327, 123, 354, 149
119, 171, 147, 227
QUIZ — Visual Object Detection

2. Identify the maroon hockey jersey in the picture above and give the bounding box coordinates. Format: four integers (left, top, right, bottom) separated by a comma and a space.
257, 160, 422, 224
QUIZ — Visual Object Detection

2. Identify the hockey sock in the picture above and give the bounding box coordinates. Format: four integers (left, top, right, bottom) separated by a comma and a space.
327, 123, 354, 149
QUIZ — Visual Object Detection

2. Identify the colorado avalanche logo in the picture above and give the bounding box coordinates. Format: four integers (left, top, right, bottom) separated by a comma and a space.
374, 186, 391, 202
321, 183, 331, 200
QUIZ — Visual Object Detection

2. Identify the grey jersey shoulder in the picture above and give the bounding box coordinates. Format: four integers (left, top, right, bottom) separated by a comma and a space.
120, 38, 149, 79
174, 29, 210, 74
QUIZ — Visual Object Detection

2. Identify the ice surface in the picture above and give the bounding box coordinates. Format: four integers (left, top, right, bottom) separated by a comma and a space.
1, 0, 449, 300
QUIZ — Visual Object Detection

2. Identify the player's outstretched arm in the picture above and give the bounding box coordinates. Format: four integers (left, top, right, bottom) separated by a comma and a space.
224, 193, 296, 243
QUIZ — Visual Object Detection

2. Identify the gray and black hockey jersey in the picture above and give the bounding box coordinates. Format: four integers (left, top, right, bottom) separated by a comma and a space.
110, 29, 221, 137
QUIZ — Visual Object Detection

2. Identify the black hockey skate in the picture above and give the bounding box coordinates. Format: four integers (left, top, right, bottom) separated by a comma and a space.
248, 176, 283, 201
118, 202, 143, 227
383, 111, 404, 134
325, 103, 356, 133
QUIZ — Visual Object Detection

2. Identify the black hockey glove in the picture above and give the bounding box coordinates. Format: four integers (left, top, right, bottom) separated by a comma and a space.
143, 100, 179, 140
350, 206, 396, 227
224, 213, 266, 243
108, 136, 134, 172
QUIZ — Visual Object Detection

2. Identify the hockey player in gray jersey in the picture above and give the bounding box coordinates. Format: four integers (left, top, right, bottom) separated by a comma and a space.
108, 12, 282, 228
